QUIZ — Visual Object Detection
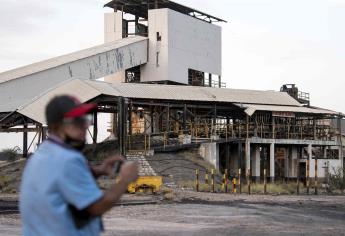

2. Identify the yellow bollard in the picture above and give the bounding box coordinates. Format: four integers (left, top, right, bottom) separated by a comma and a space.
232, 178, 237, 193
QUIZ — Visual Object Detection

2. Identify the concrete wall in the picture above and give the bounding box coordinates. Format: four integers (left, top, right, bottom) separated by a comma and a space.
279, 146, 341, 179
288, 147, 298, 178
199, 142, 220, 171
104, 12, 126, 83
141, 8, 222, 84
141, 9, 169, 82
316, 159, 342, 177
251, 145, 260, 180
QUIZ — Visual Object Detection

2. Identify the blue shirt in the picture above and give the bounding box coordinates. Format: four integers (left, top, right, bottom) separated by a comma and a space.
20, 138, 103, 236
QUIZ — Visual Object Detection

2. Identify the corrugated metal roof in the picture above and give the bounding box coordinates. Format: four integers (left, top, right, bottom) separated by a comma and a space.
84, 80, 301, 106
104, 0, 227, 23
18, 79, 102, 124
12, 79, 338, 125
235, 103, 339, 116
0, 36, 147, 84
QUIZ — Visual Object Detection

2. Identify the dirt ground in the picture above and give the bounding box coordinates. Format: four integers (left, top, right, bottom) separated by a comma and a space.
1, 191, 345, 236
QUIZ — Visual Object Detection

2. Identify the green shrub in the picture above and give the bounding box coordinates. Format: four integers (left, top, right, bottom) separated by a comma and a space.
0, 146, 21, 162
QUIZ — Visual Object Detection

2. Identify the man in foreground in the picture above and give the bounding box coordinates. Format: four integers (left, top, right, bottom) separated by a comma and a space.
20, 95, 138, 236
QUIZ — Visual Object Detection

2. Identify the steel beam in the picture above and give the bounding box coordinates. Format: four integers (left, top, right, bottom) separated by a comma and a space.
0, 128, 39, 133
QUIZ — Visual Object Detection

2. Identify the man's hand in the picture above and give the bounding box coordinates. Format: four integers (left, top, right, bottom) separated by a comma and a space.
87, 161, 139, 216
100, 155, 125, 176
90, 155, 125, 178
119, 161, 139, 185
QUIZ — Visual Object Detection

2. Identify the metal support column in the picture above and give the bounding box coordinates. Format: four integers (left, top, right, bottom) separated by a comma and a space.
128, 102, 132, 136
238, 142, 243, 194
123, 98, 128, 155
166, 104, 170, 132
117, 97, 124, 155
150, 106, 154, 133
93, 112, 98, 144
245, 139, 251, 182
23, 124, 28, 158
307, 144, 312, 194
270, 142, 275, 183
183, 104, 187, 131
213, 104, 217, 135
238, 141, 243, 175
42, 126, 47, 141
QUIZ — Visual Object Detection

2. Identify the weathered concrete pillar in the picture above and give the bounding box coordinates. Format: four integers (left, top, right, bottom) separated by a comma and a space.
308, 144, 314, 178
339, 144, 344, 171
199, 142, 220, 171
245, 139, 251, 177
230, 145, 239, 176
226, 144, 230, 171
270, 143, 275, 182
251, 145, 260, 182
105, 12, 125, 133
284, 147, 290, 180
324, 146, 327, 159
290, 147, 298, 178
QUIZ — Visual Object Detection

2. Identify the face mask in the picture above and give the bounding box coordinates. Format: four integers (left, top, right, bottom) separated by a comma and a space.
64, 134, 86, 151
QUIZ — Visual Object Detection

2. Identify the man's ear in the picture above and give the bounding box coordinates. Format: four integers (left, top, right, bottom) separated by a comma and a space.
50, 123, 66, 139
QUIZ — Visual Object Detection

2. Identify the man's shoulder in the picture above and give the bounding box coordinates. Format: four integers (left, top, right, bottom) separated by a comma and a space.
40, 140, 84, 159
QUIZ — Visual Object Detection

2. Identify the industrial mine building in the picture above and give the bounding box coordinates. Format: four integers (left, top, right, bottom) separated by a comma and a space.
0, 0, 344, 183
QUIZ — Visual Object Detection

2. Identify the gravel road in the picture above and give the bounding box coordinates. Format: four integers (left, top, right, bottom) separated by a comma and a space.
1, 192, 345, 236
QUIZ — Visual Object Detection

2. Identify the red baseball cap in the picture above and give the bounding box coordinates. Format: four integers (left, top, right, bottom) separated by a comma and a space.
45, 95, 97, 126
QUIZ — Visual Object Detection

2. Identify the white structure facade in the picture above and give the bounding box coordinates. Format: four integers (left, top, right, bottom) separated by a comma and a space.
104, 8, 222, 85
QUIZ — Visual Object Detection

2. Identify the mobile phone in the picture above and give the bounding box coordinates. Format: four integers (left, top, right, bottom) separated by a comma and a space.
113, 161, 123, 175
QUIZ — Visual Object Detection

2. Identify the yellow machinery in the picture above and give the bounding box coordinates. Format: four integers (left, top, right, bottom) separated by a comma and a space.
127, 176, 163, 194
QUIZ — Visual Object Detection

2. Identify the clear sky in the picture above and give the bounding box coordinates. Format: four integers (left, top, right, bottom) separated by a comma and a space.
0, 0, 344, 150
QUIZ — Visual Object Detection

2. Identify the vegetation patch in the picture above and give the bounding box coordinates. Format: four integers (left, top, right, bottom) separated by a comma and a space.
0, 146, 21, 162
